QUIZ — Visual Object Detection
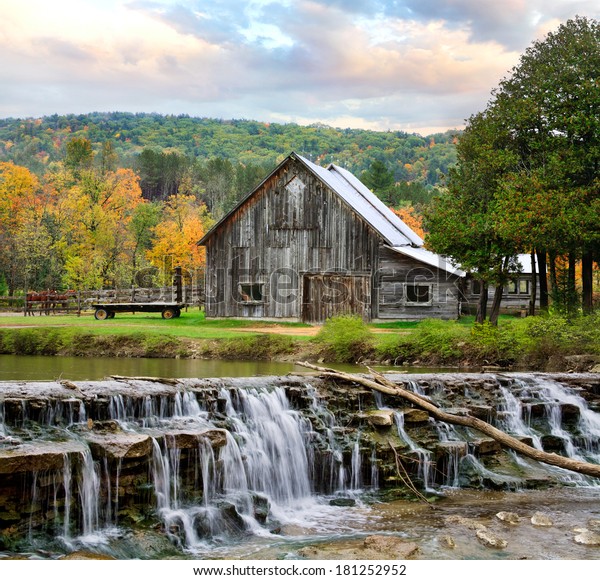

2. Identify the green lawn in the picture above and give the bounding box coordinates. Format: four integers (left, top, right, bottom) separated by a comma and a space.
1, 309, 315, 340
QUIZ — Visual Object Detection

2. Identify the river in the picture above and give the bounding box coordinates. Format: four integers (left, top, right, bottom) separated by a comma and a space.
0, 354, 454, 381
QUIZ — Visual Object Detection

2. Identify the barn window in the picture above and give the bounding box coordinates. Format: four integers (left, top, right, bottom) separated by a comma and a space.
519, 279, 530, 294
406, 284, 432, 305
507, 280, 518, 294
471, 280, 482, 295
239, 283, 264, 303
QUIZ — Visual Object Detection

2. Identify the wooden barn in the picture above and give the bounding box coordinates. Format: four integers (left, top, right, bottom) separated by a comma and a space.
198, 152, 464, 322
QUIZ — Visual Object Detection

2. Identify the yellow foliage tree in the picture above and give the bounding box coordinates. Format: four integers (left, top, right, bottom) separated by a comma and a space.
0, 162, 42, 293
59, 168, 144, 289
146, 194, 213, 284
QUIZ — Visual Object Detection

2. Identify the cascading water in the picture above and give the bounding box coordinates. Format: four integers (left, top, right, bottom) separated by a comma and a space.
392, 411, 435, 491
1, 372, 600, 559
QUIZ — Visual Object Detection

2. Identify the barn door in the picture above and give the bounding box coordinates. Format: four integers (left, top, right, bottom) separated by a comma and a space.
302, 274, 371, 323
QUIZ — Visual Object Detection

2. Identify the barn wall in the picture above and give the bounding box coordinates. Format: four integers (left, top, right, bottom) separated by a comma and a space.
204, 158, 381, 320
374, 247, 462, 321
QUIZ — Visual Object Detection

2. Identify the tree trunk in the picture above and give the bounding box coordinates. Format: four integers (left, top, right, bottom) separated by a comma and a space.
536, 249, 549, 312
582, 249, 594, 315
489, 283, 504, 325
475, 281, 488, 324
549, 250, 558, 300
528, 250, 537, 317
298, 362, 600, 479
568, 252, 578, 317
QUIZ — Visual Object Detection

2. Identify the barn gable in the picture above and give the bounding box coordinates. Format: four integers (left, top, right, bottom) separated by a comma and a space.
199, 152, 463, 321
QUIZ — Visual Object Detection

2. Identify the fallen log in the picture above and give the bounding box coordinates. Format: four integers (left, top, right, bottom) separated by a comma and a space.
298, 362, 600, 479
109, 375, 181, 386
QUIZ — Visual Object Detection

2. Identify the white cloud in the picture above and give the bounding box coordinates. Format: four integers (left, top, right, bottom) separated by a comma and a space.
0, 0, 597, 133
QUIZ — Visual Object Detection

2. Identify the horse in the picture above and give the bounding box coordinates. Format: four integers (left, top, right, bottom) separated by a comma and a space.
26, 290, 76, 315
25, 291, 49, 316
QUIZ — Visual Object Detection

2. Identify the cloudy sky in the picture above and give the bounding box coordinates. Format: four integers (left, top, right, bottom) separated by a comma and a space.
1, 0, 598, 134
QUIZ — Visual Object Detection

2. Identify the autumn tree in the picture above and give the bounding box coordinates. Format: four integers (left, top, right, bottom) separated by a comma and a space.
391, 206, 426, 240
146, 194, 213, 285
0, 162, 42, 294
60, 167, 144, 289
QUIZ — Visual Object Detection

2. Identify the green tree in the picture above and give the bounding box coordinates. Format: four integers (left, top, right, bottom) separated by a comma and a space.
427, 17, 600, 320
424, 111, 521, 324
129, 201, 162, 283
65, 137, 94, 172
492, 16, 600, 315
360, 160, 395, 203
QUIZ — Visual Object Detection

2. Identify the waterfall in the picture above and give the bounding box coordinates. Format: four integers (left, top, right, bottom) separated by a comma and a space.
220, 388, 312, 502
0, 401, 5, 437
370, 447, 379, 489
78, 448, 100, 537
62, 453, 72, 538
350, 438, 362, 490
393, 411, 434, 491
1, 372, 599, 557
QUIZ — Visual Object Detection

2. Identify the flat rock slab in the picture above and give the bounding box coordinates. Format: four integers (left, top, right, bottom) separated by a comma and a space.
0, 440, 87, 474
85, 433, 153, 459
402, 409, 430, 424
156, 429, 228, 450
366, 410, 395, 427
298, 535, 420, 560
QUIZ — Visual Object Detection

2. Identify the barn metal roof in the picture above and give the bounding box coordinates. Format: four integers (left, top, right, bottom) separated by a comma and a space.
295, 154, 423, 247
295, 155, 463, 276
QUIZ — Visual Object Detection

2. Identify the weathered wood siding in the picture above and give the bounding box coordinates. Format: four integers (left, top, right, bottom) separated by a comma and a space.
204, 158, 380, 320
374, 248, 461, 321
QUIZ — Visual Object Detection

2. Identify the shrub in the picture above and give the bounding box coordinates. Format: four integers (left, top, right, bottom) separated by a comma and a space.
467, 321, 527, 365
316, 315, 373, 363
410, 318, 466, 363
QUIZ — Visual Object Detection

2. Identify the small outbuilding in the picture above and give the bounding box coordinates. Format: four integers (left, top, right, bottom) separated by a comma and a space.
198, 152, 464, 322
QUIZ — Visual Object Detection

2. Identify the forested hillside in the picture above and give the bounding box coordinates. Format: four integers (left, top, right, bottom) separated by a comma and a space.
0, 112, 457, 187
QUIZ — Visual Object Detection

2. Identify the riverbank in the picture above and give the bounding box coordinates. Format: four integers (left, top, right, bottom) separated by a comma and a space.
0, 311, 599, 372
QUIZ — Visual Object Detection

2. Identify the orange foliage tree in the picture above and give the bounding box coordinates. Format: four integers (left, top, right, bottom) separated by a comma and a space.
391, 206, 426, 240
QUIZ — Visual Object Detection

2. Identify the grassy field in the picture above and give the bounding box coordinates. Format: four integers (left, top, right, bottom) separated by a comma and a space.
0, 309, 315, 340
1, 309, 598, 370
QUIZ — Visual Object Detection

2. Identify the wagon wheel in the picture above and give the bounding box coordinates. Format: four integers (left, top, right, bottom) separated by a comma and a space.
94, 308, 109, 320
162, 307, 178, 319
